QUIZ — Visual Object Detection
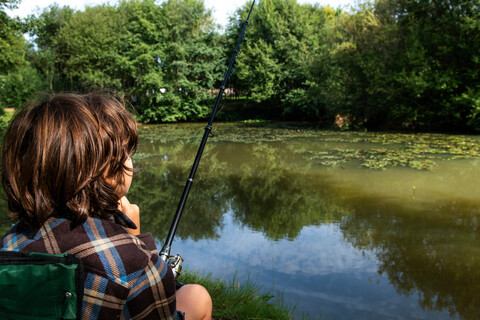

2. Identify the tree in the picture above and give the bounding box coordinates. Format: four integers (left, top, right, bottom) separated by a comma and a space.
142, 0, 224, 122
0, 64, 45, 108
115, 0, 171, 121
391, 0, 480, 131
54, 5, 125, 90
0, 1, 44, 109
30, 0, 223, 123
307, 0, 480, 131
0, 0, 25, 73
25, 4, 74, 90
315, 2, 402, 128
229, 0, 330, 120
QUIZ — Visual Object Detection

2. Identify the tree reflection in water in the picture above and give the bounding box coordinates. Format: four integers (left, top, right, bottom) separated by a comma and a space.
340, 196, 480, 320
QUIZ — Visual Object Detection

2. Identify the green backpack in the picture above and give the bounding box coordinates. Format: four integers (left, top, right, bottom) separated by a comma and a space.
0, 251, 84, 320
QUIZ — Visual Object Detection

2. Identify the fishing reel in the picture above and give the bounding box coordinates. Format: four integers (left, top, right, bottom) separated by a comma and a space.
167, 254, 184, 279
160, 249, 183, 278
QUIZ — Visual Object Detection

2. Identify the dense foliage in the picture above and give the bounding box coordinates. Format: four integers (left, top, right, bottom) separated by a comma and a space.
0, 0, 23, 73
1, 0, 479, 131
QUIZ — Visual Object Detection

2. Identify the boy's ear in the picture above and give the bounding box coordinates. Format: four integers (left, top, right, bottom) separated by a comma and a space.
102, 169, 118, 190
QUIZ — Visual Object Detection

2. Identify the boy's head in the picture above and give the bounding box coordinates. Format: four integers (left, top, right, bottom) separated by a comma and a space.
1, 92, 138, 230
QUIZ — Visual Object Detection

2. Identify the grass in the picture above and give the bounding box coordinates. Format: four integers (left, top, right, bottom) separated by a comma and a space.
180, 270, 296, 320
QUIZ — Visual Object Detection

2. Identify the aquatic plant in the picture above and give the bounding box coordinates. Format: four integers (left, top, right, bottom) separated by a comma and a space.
304, 133, 480, 171
137, 123, 480, 171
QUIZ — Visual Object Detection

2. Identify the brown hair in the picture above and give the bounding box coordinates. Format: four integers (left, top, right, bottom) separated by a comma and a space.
1, 92, 138, 230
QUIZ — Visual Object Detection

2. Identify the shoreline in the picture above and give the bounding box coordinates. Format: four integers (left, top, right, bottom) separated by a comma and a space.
180, 269, 296, 320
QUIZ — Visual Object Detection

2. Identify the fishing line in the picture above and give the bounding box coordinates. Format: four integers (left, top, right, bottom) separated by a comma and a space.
181, 175, 204, 218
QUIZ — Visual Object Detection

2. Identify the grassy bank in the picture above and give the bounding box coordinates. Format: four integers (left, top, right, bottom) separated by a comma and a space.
180, 270, 295, 320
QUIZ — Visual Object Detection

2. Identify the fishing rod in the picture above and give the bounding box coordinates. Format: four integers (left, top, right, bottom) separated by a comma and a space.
160, 1, 256, 277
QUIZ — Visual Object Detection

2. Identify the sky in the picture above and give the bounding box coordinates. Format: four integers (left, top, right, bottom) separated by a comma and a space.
7, 0, 357, 28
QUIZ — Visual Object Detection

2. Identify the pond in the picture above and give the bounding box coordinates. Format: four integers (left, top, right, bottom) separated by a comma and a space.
117, 122, 480, 319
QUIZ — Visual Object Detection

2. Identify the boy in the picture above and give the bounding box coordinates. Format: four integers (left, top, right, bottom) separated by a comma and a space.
1, 93, 211, 319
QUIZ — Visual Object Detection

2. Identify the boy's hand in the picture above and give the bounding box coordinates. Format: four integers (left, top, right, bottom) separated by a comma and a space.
119, 196, 140, 236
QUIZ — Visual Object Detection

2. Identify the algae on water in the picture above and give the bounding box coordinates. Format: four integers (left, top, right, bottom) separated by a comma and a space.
136, 123, 480, 171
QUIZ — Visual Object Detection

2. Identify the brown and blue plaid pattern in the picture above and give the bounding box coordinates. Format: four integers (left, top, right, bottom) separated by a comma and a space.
1, 212, 180, 319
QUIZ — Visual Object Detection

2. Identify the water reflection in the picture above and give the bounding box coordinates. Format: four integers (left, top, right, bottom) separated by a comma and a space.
117, 124, 480, 319
340, 195, 480, 320
170, 213, 442, 319
130, 141, 350, 241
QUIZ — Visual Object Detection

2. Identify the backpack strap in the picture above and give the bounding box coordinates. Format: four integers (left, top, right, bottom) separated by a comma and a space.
0, 251, 84, 320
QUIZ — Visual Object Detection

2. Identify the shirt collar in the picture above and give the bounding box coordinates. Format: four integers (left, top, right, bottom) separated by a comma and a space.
113, 209, 138, 230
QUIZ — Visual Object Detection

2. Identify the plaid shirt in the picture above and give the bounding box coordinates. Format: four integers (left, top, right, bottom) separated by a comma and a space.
1, 211, 180, 320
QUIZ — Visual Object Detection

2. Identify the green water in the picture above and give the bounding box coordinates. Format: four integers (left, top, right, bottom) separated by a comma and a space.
128, 122, 480, 319
3, 122, 479, 319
